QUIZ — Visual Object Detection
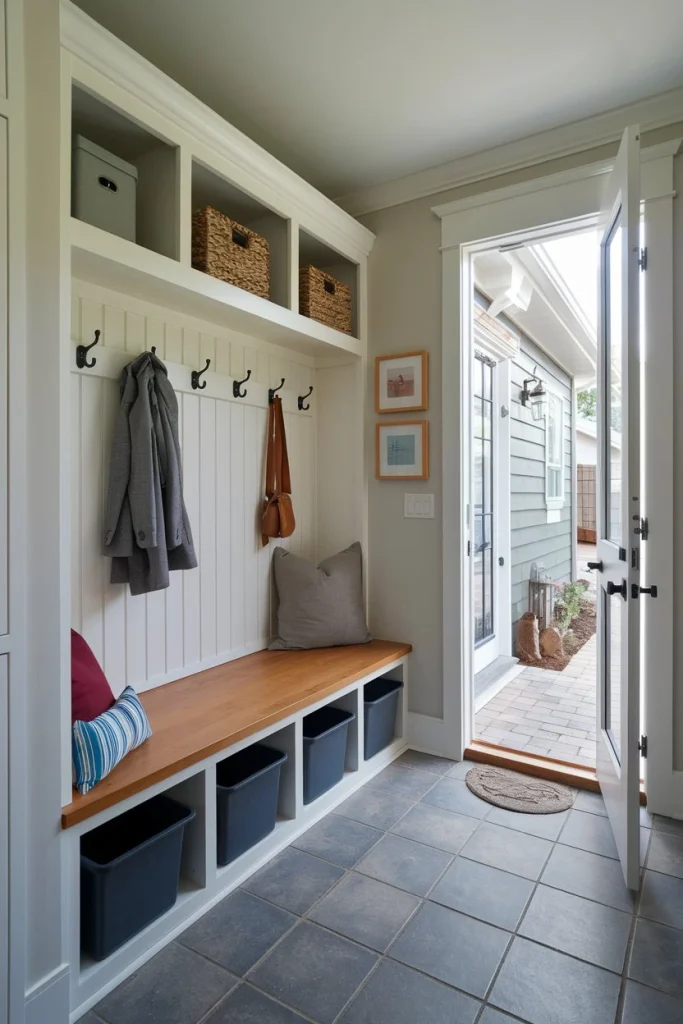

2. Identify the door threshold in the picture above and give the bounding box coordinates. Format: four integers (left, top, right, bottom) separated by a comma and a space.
465, 740, 647, 804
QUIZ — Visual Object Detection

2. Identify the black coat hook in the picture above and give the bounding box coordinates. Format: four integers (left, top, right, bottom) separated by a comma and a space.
191, 358, 211, 390
297, 386, 314, 411
268, 378, 285, 404
76, 329, 100, 369
233, 368, 251, 398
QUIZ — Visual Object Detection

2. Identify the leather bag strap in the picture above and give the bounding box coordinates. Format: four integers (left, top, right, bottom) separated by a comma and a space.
275, 396, 291, 495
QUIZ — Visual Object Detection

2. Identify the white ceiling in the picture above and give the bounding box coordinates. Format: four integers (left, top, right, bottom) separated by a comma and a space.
73, 0, 683, 198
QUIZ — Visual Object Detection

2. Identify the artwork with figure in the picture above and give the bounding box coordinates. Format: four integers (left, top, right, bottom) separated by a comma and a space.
386, 367, 415, 399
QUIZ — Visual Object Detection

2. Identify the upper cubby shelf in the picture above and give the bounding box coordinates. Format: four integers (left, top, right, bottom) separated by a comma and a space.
64, 2, 373, 360
70, 218, 364, 359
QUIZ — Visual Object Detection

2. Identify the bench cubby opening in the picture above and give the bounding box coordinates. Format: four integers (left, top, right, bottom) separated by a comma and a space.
215, 724, 295, 870
302, 690, 359, 805
78, 782, 202, 969
363, 675, 404, 761
71, 85, 179, 260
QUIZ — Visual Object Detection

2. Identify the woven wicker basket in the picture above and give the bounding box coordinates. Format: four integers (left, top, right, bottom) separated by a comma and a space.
192, 206, 269, 299
299, 266, 352, 334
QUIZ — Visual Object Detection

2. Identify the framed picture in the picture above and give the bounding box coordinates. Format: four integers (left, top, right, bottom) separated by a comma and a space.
376, 420, 429, 480
375, 350, 428, 413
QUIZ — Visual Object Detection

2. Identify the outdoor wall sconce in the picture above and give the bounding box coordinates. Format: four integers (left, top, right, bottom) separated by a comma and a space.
520, 372, 547, 421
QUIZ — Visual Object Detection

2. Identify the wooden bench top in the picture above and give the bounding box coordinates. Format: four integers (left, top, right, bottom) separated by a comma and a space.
62, 639, 411, 829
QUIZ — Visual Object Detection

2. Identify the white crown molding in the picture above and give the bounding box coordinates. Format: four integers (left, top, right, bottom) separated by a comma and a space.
339, 90, 683, 217
431, 138, 682, 221
59, 0, 375, 258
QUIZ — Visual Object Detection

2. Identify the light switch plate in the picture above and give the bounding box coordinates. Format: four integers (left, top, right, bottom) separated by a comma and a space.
404, 493, 435, 518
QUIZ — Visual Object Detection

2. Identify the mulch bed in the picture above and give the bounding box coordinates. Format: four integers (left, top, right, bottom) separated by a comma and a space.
517, 596, 596, 673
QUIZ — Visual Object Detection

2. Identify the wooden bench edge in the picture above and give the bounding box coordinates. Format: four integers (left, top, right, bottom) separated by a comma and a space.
62, 642, 412, 829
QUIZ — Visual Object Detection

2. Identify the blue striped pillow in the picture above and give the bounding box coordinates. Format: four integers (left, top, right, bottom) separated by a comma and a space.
72, 686, 152, 794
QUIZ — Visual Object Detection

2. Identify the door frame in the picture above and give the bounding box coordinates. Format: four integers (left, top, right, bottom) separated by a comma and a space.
432, 141, 679, 816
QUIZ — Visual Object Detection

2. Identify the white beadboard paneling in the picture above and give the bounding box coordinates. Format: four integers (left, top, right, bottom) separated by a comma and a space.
80, 374, 104, 663
215, 400, 232, 655
199, 398, 217, 661
103, 305, 125, 350
101, 379, 127, 691
230, 402, 246, 651
70, 283, 317, 693
70, 374, 82, 629
125, 312, 145, 355
182, 392, 201, 667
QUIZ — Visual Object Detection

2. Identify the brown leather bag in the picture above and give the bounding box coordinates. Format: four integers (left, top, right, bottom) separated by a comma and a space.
261, 395, 295, 546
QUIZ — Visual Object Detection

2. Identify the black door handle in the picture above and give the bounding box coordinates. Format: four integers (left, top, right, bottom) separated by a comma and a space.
607, 579, 627, 599
587, 561, 603, 572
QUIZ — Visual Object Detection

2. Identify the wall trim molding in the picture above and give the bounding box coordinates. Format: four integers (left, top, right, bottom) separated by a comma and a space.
59, 0, 375, 259
24, 964, 70, 1024
339, 92, 683, 217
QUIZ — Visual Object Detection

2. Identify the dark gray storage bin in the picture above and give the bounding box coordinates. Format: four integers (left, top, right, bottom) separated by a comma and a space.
216, 744, 287, 866
303, 706, 355, 804
364, 678, 403, 759
80, 793, 195, 961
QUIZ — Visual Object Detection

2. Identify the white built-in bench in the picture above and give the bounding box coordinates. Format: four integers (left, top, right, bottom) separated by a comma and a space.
62, 639, 411, 1018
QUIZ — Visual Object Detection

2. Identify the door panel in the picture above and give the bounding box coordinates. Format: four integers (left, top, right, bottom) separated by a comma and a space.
595, 125, 641, 889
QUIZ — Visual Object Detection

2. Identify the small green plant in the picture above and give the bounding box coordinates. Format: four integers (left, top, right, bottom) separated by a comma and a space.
554, 580, 587, 636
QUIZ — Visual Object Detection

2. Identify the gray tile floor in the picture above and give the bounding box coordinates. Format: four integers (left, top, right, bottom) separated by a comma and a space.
88, 751, 683, 1024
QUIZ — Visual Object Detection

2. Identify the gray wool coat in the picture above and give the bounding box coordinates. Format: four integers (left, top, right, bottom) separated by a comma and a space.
103, 351, 197, 595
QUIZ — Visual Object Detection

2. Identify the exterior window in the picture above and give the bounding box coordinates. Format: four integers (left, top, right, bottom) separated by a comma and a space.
546, 392, 564, 508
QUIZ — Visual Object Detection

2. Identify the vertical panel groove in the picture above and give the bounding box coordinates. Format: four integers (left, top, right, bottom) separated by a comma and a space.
71, 291, 317, 693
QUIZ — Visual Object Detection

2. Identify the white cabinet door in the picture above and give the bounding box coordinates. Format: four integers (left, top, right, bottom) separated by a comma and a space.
0, 116, 6, 636
0, 656, 7, 1023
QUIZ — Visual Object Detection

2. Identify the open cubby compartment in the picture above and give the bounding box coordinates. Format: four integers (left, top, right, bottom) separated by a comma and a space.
363, 668, 406, 763
323, 688, 361, 775
192, 160, 291, 308
71, 84, 180, 260
77, 772, 207, 973
299, 228, 360, 337
214, 723, 296, 878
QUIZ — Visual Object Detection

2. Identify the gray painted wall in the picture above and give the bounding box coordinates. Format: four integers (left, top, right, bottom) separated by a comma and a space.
509, 335, 573, 643
363, 124, 683, 723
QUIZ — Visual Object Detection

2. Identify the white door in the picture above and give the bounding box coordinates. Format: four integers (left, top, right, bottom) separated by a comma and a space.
472, 355, 511, 675
595, 125, 642, 889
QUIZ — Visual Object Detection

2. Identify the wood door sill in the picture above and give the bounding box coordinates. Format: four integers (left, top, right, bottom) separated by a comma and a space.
465, 741, 647, 804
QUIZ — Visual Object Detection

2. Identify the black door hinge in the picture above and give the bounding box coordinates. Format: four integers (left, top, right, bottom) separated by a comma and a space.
467, 540, 471, 556
639, 248, 648, 271
639, 735, 648, 758
634, 516, 649, 540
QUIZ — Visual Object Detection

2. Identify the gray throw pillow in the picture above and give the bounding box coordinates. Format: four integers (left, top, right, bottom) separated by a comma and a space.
269, 542, 371, 650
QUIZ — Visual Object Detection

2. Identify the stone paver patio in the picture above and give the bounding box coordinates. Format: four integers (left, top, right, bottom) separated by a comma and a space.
475, 634, 597, 767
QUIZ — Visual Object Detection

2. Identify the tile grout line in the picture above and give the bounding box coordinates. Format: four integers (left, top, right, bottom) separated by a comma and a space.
94, 755, 683, 1024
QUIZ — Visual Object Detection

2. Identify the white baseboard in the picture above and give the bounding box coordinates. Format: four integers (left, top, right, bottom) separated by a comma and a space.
25, 964, 70, 1024
406, 711, 461, 760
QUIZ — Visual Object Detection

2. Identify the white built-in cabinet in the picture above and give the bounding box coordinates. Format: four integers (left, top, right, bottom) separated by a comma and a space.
59, 2, 380, 1019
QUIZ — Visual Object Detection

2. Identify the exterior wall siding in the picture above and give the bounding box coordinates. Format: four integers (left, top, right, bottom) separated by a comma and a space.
509, 334, 573, 647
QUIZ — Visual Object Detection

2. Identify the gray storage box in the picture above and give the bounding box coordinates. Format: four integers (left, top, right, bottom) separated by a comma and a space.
72, 135, 138, 242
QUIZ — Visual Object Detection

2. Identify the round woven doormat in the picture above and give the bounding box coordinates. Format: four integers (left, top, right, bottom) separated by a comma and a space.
466, 764, 574, 814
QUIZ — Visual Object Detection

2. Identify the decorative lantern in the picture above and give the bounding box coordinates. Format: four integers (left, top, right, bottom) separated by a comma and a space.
521, 372, 547, 421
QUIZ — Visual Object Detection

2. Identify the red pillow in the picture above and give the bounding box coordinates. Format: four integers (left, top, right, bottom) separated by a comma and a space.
71, 629, 116, 724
